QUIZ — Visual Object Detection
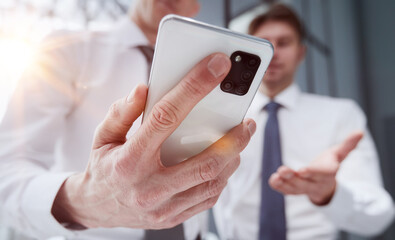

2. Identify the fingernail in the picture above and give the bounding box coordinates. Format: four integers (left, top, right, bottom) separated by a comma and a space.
247, 121, 256, 135
207, 54, 229, 78
127, 87, 137, 103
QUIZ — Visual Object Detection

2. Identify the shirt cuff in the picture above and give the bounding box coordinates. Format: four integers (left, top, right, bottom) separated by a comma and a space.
316, 181, 354, 223
316, 181, 395, 236
21, 171, 78, 239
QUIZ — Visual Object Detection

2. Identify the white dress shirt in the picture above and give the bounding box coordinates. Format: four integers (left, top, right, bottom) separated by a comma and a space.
0, 18, 206, 240
214, 84, 395, 240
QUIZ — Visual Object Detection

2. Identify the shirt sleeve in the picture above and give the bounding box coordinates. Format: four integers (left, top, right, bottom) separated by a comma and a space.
0, 32, 83, 238
318, 100, 395, 236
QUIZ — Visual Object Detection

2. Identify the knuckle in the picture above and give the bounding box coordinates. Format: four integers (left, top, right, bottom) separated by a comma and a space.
135, 192, 151, 209
108, 101, 121, 119
197, 155, 222, 182
181, 76, 205, 96
113, 157, 128, 176
207, 196, 219, 209
112, 152, 137, 178
236, 130, 250, 149
105, 100, 132, 128
125, 137, 146, 161
150, 100, 179, 132
148, 210, 166, 225
207, 179, 225, 198
135, 185, 169, 211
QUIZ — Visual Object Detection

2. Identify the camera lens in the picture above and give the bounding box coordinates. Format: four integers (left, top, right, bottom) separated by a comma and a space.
221, 81, 233, 92
241, 71, 253, 81
235, 84, 249, 95
247, 58, 259, 68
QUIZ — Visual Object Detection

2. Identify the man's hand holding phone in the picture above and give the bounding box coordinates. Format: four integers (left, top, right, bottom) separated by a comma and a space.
51, 53, 256, 229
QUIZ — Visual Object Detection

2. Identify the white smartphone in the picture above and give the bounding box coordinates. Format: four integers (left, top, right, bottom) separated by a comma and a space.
143, 15, 273, 166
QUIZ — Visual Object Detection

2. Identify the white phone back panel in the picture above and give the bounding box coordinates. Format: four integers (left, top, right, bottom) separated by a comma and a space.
144, 15, 273, 166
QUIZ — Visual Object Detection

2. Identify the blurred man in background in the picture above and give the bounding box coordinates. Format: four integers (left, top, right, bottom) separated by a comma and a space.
0, 0, 257, 239
214, 3, 395, 240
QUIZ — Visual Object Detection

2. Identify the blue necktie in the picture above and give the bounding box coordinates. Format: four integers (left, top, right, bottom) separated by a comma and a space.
259, 101, 286, 240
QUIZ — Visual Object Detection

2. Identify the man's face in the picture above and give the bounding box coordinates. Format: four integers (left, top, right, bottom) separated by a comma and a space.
139, 0, 200, 30
254, 20, 305, 87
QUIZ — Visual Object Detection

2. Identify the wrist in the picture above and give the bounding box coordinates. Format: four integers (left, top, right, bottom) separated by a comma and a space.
52, 173, 89, 228
309, 181, 337, 206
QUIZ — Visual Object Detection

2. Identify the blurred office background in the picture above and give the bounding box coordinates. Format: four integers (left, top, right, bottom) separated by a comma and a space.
0, 0, 394, 239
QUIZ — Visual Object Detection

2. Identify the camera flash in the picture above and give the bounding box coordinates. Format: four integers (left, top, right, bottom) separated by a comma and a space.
235, 55, 242, 62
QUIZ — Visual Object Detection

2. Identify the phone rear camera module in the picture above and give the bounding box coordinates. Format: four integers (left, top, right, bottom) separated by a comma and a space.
247, 59, 259, 68
241, 71, 253, 81
221, 81, 234, 92
220, 51, 261, 96
235, 84, 249, 95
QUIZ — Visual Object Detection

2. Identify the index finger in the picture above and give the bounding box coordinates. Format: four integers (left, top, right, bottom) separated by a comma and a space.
135, 53, 231, 149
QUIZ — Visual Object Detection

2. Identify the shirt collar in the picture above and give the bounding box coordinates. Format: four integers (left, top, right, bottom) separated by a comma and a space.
253, 84, 301, 112
112, 17, 150, 48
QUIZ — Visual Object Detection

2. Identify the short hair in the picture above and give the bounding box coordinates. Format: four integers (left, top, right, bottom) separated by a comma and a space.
248, 3, 305, 42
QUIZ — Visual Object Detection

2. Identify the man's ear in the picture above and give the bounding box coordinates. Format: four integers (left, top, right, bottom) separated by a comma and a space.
298, 44, 306, 63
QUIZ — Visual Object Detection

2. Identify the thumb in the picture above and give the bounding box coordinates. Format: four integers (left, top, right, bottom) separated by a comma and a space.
92, 84, 148, 149
334, 131, 364, 163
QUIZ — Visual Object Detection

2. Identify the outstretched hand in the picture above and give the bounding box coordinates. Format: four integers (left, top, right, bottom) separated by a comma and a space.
269, 132, 364, 205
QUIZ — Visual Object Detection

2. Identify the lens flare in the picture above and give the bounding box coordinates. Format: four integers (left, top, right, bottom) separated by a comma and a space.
0, 38, 36, 80
0, 37, 37, 117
